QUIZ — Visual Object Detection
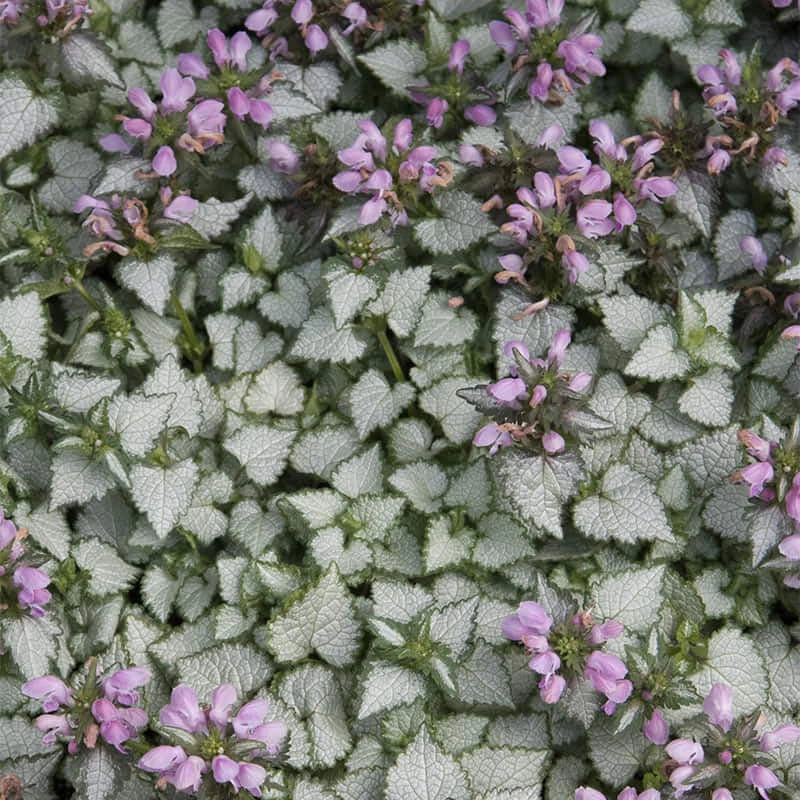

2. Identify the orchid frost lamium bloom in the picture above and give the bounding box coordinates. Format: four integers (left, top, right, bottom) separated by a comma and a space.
503, 601, 631, 710
468, 329, 600, 456
138, 683, 287, 797
664, 683, 800, 798
0, 511, 51, 622
22, 661, 150, 755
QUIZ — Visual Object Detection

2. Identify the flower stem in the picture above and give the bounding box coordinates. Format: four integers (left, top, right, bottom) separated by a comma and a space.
171, 291, 205, 373
376, 326, 405, 382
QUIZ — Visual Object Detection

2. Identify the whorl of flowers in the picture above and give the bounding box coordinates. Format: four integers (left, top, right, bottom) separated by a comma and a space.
22, 661, 151, 755
408, 39, 498, 132
496, 122, 676, 289
696, 48, 800, 173
175, 29, 277, 130
106, 66, 231, 178
245, 0, 424, 60
665, 683, 800, 798
575, 788, 660, 800
137, 683, 287, 797
0, 510, 51, 623
74, 188, 199, 258
503, 601, 631, 711
489, 0, 605, 103
733, 425, 800, 588
467, 329, 603, 456
0, 0, 90, 31
332, 118, 453, 227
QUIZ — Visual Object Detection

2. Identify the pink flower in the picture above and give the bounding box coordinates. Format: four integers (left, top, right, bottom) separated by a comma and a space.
159, 68, 196, 113
448, 39, 470, 74
781, 325, 800, 348
138, 745, 188, 774
539, 672, 566, 704
237, 762, 267, 796
227, 87, 250, 120
212, 754, 240, 790
575, 789, 606, 800
547, 329, 572, 367
529, 62, 553, 100
13, 567, 51, 617
760, 723, 800, 751
707, 149, 732, 174
159, 685, 208, 734
578, 166, 611, 195
103, 667, 151, 706
703, 683, 733, 732
163, 194, 198, 223
744, 765, 781, 799
341, 2, 367, 35
209, 684, 237, 731
643, 708, 669, 744
231, 698, 270, 740
304, 24, 328, 56
152, 146, 177, 177
778, 533, 800, 560
464, 104, 497, 126
542, 431, 565, 454
392, 119, 413, 153
561, 250, 590, 283
665, 738, 704, 765
576, 200, 615, 238
460, 145, 484, 166
613, 193, 636, 229
537, 124, 564, 147
488, 377, 527, 407
426, 97, 448, 129
473, 423, 514, 455
737, 461, 774, 498
172, 755, 207, 793
634, 176, 677, 202
176, 53, 210, 79
502, 601, 553, 640
22, 676, 72, 713
186, 99, 227, 148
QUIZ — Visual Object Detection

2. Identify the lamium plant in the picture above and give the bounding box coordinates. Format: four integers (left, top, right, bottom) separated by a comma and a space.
0, 0, 800, 798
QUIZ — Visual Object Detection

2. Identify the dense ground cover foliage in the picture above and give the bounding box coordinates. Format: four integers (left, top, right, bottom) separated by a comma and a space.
1, 0, 800, 797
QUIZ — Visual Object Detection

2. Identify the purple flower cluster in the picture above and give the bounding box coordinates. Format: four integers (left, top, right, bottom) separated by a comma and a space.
490, 0, 605, 103
176, 29, 275, 129
576, 788, 660, 800
23, 666, 150, 755
104, 67, 232, 177
733, 428, 800, 587
74, 188, 198, 258
332, 119, 452, 227
246, 0, 330, 59
138, 683, 287, 797
0, 511, 51, 621
409, 39, 497, 130
0, 0, 90, 31
498, 122, 676, 287
245, 0, 424, 59
696, 50, 800, 172
502, 601, 631, 712
666, 683, 800, 799
473, 330, 591, 455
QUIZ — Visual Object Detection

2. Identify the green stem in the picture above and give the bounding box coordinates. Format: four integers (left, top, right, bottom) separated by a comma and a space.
231, 116, 258, 161
72, 279, 103, 313
376, 326, 405, 382
171, 291, 204, 373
